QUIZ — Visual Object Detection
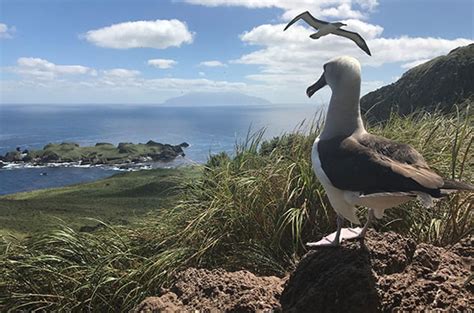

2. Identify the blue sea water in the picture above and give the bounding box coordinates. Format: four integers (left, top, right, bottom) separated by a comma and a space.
0, 104, 321, 195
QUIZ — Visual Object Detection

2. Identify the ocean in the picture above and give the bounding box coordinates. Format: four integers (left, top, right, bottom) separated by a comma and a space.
0, 104, 321, 195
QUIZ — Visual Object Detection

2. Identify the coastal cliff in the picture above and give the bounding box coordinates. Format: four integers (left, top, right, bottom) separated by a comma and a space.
360, 44, 474, 121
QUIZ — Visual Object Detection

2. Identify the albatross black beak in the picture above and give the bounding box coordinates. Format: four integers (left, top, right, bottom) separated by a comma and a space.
306, 73, 326, 98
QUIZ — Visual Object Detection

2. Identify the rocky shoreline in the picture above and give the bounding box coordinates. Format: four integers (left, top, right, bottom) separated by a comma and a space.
0, 140, 189, 169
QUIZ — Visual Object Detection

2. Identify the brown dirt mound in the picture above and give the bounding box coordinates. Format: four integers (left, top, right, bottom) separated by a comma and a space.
281, 230, 473, 312
134, 231, 472, 312
134, 268, 284, 312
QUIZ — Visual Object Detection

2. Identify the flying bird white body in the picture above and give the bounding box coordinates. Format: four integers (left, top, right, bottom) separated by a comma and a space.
305, 56, 473, 247
284, 11, 372, 56
309, 22, 346, 39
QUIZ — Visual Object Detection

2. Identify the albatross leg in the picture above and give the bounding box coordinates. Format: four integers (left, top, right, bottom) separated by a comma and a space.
346, 208, 375, 244
306, 215, 344, 247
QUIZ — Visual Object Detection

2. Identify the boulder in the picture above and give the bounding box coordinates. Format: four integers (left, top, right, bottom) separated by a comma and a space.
95, 142, 114, 147
146, 140, 164, 147
281, 230, 472, 312
118, 142, 136, 154
4, 151, 22, 162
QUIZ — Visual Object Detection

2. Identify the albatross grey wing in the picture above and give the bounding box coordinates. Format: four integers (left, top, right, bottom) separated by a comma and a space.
317, 135, 444, 197
332, 28, 372, 56
284, 11, 328, 31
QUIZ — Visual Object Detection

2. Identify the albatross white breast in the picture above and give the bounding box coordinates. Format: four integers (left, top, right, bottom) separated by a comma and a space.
305, 56, 474, 247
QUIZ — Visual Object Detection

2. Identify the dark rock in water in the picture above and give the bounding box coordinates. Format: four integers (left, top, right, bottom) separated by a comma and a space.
281, 230, 472, 312
16, 147, 21, 152
40, 172, 47, 176
4, 151, 22, 162
60, 142, 79, 147
146, 140, 164, 147
95, 142, 114, 146
180, 142, 190, 148
0, 161, 4, 168
118, 142, 136, 154
360, 44, 474, 122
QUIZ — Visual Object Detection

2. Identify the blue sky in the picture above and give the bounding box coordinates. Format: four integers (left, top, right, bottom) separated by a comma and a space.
0, 0, 472, 104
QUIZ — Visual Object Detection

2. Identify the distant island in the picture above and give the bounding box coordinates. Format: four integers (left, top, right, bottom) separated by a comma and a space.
162, 91, 272, 106
0, 141, 189, 168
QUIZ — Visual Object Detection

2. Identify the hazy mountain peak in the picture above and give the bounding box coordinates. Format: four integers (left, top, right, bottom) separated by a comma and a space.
162, 92, 272, 106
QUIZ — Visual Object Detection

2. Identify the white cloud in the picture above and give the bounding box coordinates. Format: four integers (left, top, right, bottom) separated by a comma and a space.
234, 23, 472, 83
223, 17, 471, 104
0, 23, 15, 39
183, 0, 379, 20
1, 76, 256, 104
3, 56, 263, 103
102, 68, 141, 78
183, 0, 471, 102
84, 19, 194, 49
148, 58, 177, 69
199, 60, 227, 67
10, 57, 95, 79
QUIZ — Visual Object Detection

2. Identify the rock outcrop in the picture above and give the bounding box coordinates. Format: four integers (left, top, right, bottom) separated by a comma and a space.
0, 141, 189, 167
134, 231, 472, 312
281, 231, 473, 312
360, 44, 474, 121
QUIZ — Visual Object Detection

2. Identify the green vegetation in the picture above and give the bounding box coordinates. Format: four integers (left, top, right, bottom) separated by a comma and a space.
0, 167, 200, 237
1, 140, 187, 165
1, 110, 472, 311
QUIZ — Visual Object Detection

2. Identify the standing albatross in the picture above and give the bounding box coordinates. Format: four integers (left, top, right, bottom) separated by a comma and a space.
307, 56, 473, 247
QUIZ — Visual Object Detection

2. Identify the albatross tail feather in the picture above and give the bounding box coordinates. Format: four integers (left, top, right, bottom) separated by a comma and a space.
442, 179, 474, 192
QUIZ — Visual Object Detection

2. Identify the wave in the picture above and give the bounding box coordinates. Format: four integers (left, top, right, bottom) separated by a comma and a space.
0, 156, 195, 172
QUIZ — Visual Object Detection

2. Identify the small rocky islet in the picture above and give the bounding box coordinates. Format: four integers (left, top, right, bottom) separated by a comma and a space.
0, 140, 189, 168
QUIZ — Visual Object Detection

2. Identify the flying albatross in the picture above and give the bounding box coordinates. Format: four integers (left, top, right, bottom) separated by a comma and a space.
306, 56, 473, 247
284, 11, 371, 56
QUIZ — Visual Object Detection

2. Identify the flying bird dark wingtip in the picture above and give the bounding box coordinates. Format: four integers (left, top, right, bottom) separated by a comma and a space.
283, 11, 309, 31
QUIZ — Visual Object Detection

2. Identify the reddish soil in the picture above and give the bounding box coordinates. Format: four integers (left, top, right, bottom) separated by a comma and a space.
134, 231, 472, 312
134, 268, 284, 312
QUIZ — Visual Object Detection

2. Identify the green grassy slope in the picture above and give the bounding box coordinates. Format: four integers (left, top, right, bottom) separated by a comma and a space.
0, 167, 200, 237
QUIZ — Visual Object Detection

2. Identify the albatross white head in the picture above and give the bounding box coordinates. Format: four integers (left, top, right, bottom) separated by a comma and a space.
307, 56, 366, 140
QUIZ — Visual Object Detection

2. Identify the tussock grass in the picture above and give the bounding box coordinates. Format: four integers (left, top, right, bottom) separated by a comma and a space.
1, 109, 472, 311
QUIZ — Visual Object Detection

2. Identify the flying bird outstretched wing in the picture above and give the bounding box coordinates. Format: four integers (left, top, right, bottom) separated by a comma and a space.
284, 11, 372, 56
284, 11, 328, 31
332, 29, 372, 56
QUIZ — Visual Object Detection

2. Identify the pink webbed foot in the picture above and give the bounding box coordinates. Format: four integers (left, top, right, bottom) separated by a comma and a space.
306, 227, 364, 248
